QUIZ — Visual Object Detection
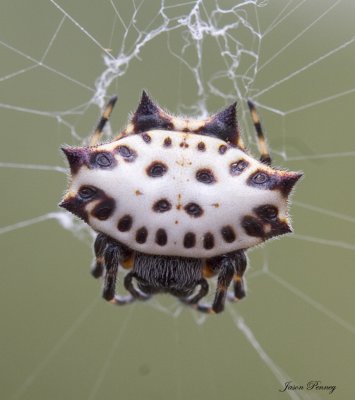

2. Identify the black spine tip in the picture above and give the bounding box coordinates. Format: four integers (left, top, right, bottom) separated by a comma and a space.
61, 145, 70, 155
278, 171, 303, 197
141, 89, 149, 100
58, 199, 66, 209
61, 145, 77, 162
131, 91, 173, 133
61, 146, 88, 174
58, 197, 76, 213
201, 102, 238, 143
217, 102, 237, 125
136, 90, 160, 115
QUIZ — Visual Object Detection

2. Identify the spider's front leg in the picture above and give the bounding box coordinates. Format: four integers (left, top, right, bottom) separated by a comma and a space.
229, 250, 247, 301
102, 237, 124, 302
91, 233, 107, 278
121, 270, 151, 302
196, 255, 235, 314
179, 278, 209, 306
248, 100, 271, 165
192, 250, 247, 314
91, 233, 135, 305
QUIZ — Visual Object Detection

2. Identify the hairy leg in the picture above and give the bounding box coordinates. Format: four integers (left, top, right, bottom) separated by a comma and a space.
123, 272, 151, 301
91, 234, 136, 305
196, 256, 235, 314
229, 250, 247, 301
91, 233, 107, 278
89, 96, 118, 146
180, 278, 209, 306
247, 100, 271, 165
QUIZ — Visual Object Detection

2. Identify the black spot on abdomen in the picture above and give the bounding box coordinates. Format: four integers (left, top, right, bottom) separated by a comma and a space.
242, 216, 264, 237
163, 137, 172, 147
203, 232, 215, 250
254, 205, 278, 222
218, 144, 228, 154
153, 199, 172, 213
116, 145, 137, 162
197, 141, 206, 151
155, 229, 168, 246
184, 202, 203, 218
196, 169, 216, 184
117, 215, 133, 232
183, 232, 196, 248
230, 159, 249, 176
146, 161, 168, 177
221, 225, 236, 243
90, 151, 117, 169
91, 198, 116, 221
136, 227, 148, 244
141, 133, 152, 143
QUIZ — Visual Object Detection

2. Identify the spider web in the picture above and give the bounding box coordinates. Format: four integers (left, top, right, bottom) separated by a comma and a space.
1, 1, 354, 399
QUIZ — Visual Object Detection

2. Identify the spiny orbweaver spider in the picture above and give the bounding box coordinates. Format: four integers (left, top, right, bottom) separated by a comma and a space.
60, 92, 302, 314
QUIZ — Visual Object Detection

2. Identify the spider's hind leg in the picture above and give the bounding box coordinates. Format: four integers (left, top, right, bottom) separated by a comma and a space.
191, 250, 248, 314
180, 278, 209, 306
196, 256, 235, 314
89, 96, 118, 146
91, 233, 137, 305
102, 238, 136, 305
228, 250, 247, 301
247, 100, 272, 166
91, 233, 107, 278
123, 272, 152, 301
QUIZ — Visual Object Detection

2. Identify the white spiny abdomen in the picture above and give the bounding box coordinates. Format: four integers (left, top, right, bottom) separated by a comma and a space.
71, 130, 287, 257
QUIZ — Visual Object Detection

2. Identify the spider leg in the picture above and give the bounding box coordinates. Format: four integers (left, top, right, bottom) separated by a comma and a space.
247, 100, 272, 166
89, 96, 118, 146
98, 236, 135, 305
180, 278, 209, 305
91, 231, 134, 271
102, 239, 120, 300
228, 250, 247, 301
195, 256, 236, 314
123, 272, 151, 301
91, 233, 107, 278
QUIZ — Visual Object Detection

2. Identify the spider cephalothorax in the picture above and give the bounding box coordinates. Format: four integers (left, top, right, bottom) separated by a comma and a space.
60, 91, 302, 314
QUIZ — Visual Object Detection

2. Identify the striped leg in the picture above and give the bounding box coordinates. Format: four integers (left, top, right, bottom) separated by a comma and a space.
196, 256, 235, 314
123, 272, 152, 301
180, 278, 209, 306
102, 240, 121, 301
91, 234, 136, 305
229, 250, 247, 301
89, 96, 118, 146
102, 238, 136, 305
91, 233, 133, 278
91, 233, 107, 278
247, 100, 272, 166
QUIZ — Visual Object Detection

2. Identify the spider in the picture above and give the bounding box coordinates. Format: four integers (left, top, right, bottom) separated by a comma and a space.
60, 92, 302, 314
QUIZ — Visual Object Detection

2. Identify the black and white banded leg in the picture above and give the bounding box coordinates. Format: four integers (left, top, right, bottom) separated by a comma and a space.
248, 100, 272, 166
228, 250, 247, 301
191, 255, 237, 314
89, 96, 118, 146
91, 233, 145, 305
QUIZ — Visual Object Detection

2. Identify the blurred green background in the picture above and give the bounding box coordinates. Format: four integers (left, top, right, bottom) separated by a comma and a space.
1, 1, 354, 399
